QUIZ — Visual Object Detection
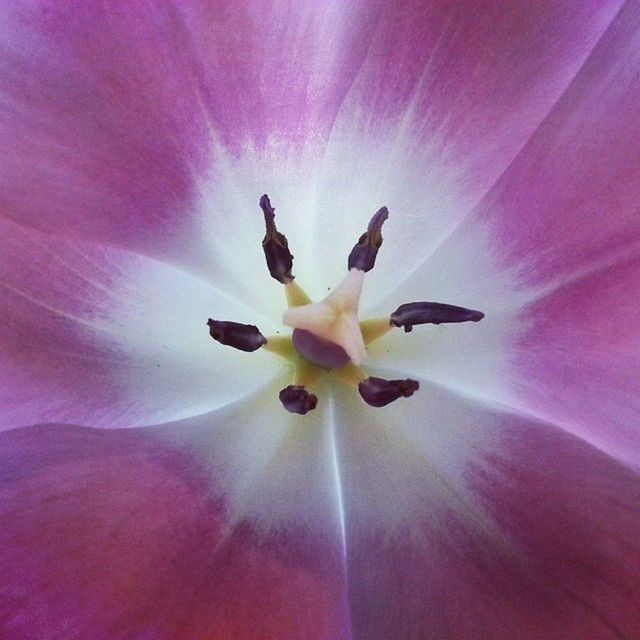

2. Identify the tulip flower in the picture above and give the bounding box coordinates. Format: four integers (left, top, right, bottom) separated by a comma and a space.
1, 1, 640, 638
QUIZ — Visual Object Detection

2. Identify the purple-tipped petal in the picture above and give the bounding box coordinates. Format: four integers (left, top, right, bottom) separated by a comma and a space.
0, 1, 209, 263
0, 1, 375, 276
473, 0, 640, 289
358, 376, 419, 407
279, 385, 318, 415
332, 382, 640, 640
513, 254, 640, 465
0, 219, 276, 430
0, 419, 351, 639
312, 1, 623, 295
390, 301, 485, 332
207, 319, 267, 352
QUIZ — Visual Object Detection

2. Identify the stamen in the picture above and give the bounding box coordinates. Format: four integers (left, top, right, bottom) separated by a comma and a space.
390, 302, 485, 332
207, 319, 267, 352
279, 385, 318, 414
358, 376, 420, 407
285, 280, 312, 308
260, 194, 294, 284
347, 206, 389, 272
263, 335, 296, 359
360, 318, 394, 344
206, 196, 487, 413
334, 362, 366, 388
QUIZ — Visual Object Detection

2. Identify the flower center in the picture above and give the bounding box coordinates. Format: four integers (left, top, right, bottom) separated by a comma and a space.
207, 195, 485, 415
284, 269, 366, 367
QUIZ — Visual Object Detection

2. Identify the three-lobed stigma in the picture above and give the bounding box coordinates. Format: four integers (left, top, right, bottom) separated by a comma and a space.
206, 195, 485, 415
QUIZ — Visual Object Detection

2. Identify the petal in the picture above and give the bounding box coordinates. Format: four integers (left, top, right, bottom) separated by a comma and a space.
311, 0, 623, 300
153, 378, 346, 551
0, 0, 374, 284
389, 1, 640, 462
368, 1, 640, 432
0, 218, 280, 429
1, 2, 624, 305
0, 0, 207, 266
467, 0, 640, 289
510, 253, 640, 465
0, 400, 351, 639
174, 0, 375, 149
331, 379, 640, 639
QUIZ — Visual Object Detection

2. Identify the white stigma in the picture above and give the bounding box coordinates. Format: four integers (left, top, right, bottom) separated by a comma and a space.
283, 269, 367, 365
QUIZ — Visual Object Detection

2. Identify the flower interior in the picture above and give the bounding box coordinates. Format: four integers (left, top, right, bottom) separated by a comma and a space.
207, 194, 485, 414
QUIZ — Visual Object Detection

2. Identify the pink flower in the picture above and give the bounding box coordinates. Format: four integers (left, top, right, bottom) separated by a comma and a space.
1, 1, 639, 638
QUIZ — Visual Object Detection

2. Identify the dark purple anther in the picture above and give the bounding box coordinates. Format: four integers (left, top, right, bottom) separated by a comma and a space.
279, 385, 318, 415
260, 194, 294, 284
347, 206, 389, 272
207, 319, 267, 352
358, 376, 419, 407
390, 302, 485, 332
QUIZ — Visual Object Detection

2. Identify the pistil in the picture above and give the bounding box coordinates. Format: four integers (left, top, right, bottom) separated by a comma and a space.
283, 269, 366, 365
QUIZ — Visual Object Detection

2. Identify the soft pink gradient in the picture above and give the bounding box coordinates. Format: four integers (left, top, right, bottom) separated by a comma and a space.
326, 0, 625, 210
473, 0, 640, 286
0, 0, 376, 274
513, 255, 640, 463
0, 1, 623, 275
332, 383, 640, 640
0, 217, 279, 429
466, 0, 640, 463
1, 1, 639, 639
1, 424, 350, 640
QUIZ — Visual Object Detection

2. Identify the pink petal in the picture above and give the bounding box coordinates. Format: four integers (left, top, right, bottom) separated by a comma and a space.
0, 218, 280, 429
343, 0, 622, 154
0, 0, 206, 267
473, 0, 640, 287
173, 0, 374, 149
377, 0, 640, 463
0, 1, 624, 293
512, 253, 640, 464
331, 381, 640, 639
152, 378, 349, 546
0, 0, 374, 276
0, 420, 350, 639
310, 0, 623, 298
